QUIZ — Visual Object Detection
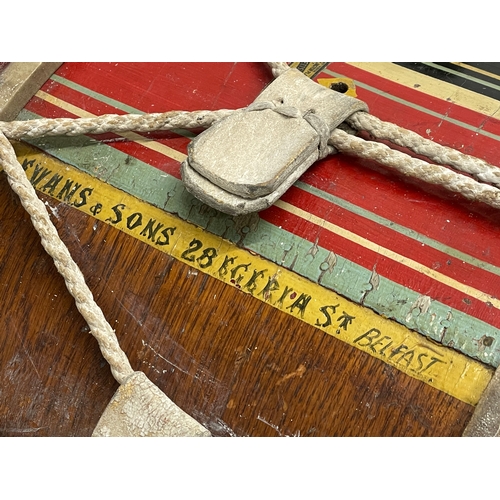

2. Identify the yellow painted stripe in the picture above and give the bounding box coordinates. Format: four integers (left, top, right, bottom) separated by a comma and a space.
11, 141, 494, 405
36, 90, 187, 162
36, 88, 500, 311
347, 62, 500, 119
275, 200, 500, 310
453, 63, 500, 83
317, 77, 358, 97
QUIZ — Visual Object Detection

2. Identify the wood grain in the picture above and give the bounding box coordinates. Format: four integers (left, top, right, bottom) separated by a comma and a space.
0, 173, 475, 436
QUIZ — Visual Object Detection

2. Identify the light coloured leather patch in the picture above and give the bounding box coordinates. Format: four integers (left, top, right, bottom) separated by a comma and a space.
92, 371, 211, 437
183, 68, 368, 215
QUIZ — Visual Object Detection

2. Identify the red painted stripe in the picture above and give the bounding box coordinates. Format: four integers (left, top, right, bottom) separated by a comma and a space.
300, 154, 500, 269
32, 65, 500, 270
53, 62, 273, 113
310, 65, 500, 267
279, 184, 500, 299
22, 63, 500, 329
334, 63, 500, 166
324, 63, 500, 139
361, 102, 500, 169
30, 65, 500, 273
24, 90, 186, 179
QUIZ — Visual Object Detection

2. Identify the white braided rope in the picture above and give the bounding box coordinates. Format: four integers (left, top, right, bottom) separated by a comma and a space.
0, 131, 134, 384
328, 128, 500, 209
267, 62, 290, 78
0, 109, 239, 140
3, 61, 500, 389
6, 61, 500, 439
347, 111, 500, 188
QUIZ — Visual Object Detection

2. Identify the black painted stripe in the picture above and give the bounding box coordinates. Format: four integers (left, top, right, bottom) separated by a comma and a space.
435, 62, 500, 86
465, 62, 500, 78
394, 62, 500, 102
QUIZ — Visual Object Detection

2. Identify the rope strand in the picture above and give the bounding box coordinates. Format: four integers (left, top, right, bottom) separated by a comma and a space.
4, 63, 500, 438
267, 62, 290, 78
329, 128, 500, 209
3, 61, 500, 388
347, 111, 500, 188
0, 109, 240, 140
0, 131, 134, 384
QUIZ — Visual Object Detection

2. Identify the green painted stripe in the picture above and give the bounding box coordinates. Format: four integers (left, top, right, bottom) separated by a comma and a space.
18, 109, 500, 368
295, 180, 500, 277
324, 68, 500, 142
50, 74, 145, 115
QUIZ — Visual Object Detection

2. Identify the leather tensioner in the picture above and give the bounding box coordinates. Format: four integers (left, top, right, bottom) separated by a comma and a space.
181, 68, 368, 216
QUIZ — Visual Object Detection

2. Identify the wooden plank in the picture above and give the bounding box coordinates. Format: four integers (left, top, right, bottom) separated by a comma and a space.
0, 62, 61, 121
0, 172, 475, 436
